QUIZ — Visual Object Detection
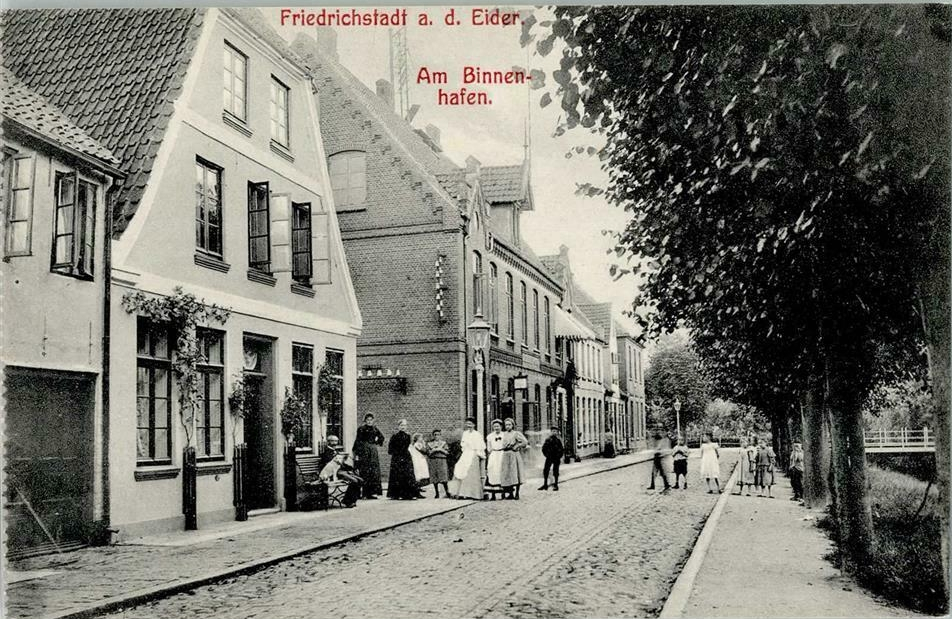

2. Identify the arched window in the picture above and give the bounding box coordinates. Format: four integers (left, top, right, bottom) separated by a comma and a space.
328, 151, 367, 207
505, 272, 514, 338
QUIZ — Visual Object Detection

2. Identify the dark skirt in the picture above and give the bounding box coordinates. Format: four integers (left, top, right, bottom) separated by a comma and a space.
427, 456, 449, 483
674, 459, 688, 476
387, 453, 418, 499
756, 465, 775, 487
353, 441, 383, 497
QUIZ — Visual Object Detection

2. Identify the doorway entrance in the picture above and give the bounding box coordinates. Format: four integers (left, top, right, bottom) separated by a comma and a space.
4, 368, 95, 556
242, 336, 275, 511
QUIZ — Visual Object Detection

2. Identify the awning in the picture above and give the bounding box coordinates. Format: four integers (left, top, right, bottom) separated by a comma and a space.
554, 305, 599, 341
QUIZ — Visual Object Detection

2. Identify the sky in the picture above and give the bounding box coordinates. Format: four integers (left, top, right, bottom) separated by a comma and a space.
265, 6, 641, 335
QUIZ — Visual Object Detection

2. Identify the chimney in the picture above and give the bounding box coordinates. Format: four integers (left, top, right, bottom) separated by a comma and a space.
559, 244, 570, 258
424, 124, 441, 148
375, 79, 394, 110
314, 27, 338, 61
465, 155, 481, 174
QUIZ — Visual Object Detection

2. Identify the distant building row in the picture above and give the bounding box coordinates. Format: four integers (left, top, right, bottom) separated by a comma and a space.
0, 8, 644, 557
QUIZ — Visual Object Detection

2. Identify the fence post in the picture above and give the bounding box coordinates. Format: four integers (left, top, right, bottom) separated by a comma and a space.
923, 426, 929, 446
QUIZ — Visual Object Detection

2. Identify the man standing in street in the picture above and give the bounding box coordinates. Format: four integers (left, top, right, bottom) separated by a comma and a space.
647, 428, 672, 493
539, 427, 565, 491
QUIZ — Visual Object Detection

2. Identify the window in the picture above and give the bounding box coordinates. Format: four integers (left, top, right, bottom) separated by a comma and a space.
247, 181, 270, 272
328, 151, 367, 207
324, 350, 344, 441
52, 171, 96, 278
488, 263, 498, 332
5, 154, 34, 256
544, 297, 551, 355
532, 289, 540, 349
520, 282, 527, 344
223, 43, 247, 121
472, 251, 483, 316
196, 329, 225, 460
291, 202, 312, 283
196, 159, 223, 256
505, 272, 514, 339
270, 77, 290, 147
534, 384, 542, 432
137, 318, 173, 465
292, 344, 314, 451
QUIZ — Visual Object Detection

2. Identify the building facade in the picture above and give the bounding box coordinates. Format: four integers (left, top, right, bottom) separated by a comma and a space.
2, 70, 124, 556
292, 33, 568, 473
4, 8, 362, 539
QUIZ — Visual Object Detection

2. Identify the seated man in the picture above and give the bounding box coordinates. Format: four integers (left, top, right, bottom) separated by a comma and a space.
318, 435, 362, 508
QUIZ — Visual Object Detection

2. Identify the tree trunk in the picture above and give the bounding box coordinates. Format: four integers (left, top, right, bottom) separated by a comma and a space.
920, 232, 950, 598
771, 408, 791, 474
826, 357, 874, 574
801, 372, 831, 509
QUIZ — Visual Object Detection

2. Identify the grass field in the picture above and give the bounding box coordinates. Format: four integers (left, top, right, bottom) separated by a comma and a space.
818, 465, 945, 615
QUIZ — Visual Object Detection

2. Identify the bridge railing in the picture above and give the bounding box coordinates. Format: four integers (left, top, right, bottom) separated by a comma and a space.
864, 427, 935, 450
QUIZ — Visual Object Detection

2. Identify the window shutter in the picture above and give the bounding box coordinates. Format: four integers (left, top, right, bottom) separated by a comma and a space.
269, 193, 291, 273
291, 202, 312, 282
82, 182, 96, 275
311, 197, 331, 284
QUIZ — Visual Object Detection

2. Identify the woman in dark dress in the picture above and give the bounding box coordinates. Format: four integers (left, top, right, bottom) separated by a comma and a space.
353, 413, 385, 498
387, 419, 418, 500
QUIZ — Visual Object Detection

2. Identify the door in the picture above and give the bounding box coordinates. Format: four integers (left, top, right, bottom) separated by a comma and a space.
4, 368, 95, 556
242, 338, 275, 510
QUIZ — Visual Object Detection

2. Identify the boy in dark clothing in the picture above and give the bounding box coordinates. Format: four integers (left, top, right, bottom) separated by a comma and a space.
647, 429, 672, 493
539, 427, 565, 491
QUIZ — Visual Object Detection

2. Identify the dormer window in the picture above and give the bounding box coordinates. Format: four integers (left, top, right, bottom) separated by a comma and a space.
328, 151, 366, 208
223, 43, 247, 121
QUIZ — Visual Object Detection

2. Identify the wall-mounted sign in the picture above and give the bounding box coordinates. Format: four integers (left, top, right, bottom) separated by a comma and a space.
513, 375, 528, 391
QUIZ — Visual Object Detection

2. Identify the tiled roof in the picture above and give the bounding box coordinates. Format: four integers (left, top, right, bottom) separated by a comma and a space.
2, 8, 205, 235
1, 68, 120, 168
577, 302, 613, 337
291, 33, 460, 184
480, 163, 526, 203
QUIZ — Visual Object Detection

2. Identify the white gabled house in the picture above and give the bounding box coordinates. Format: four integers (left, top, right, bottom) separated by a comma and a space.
4, 7, 361, 538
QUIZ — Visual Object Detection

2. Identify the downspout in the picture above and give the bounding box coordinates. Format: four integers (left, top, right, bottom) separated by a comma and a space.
460, 207, 469, 427
100, 178, 117, 539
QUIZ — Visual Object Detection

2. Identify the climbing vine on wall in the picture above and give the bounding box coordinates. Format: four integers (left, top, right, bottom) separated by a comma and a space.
122, 286, 231, 446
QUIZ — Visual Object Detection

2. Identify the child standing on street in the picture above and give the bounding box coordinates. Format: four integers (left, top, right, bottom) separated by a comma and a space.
755, 434, 776, 498
539, 427, 564, 491
672, 437, 689, 490
788, 442, 804, 501
699, 433, 721, 493
425, 429, 450, 498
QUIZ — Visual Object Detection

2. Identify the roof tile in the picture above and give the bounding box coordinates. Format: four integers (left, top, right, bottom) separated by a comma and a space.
2, 8, 204, 235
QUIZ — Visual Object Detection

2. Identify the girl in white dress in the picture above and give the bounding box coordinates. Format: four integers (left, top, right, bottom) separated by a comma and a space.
409, 433, 430, 492
698, 433, 721, 493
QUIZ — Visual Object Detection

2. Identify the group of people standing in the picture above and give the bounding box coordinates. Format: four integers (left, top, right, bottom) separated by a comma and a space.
735, 435, 779, 498
349, 414, 558, 502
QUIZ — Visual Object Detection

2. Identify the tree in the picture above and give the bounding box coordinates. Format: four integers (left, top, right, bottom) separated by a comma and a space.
644, 333, 711, 432
526, 4, 950, 578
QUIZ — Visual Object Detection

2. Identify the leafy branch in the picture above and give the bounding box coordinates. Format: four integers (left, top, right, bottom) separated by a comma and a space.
122, 286, 231, 447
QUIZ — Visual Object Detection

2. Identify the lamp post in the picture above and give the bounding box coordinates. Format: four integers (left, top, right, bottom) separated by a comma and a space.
673, 398, 682, 440
467, 313, 492, 434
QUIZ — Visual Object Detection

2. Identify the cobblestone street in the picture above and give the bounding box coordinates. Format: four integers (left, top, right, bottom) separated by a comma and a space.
104, 456, 736, 619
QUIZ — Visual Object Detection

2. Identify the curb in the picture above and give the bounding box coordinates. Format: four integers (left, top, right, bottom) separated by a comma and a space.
658, 461, 739, 619
33, 453, 652, 619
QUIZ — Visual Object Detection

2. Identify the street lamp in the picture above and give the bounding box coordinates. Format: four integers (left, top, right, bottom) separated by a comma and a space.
673, 398, 682, 440
467, 313, 492, 433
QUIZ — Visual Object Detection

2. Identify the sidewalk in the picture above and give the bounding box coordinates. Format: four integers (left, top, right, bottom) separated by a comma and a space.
673, 472, 922, 618
5, 450, 651, 619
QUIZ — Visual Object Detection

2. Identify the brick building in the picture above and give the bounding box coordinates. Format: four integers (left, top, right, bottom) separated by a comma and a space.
291, 33, 569, 473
